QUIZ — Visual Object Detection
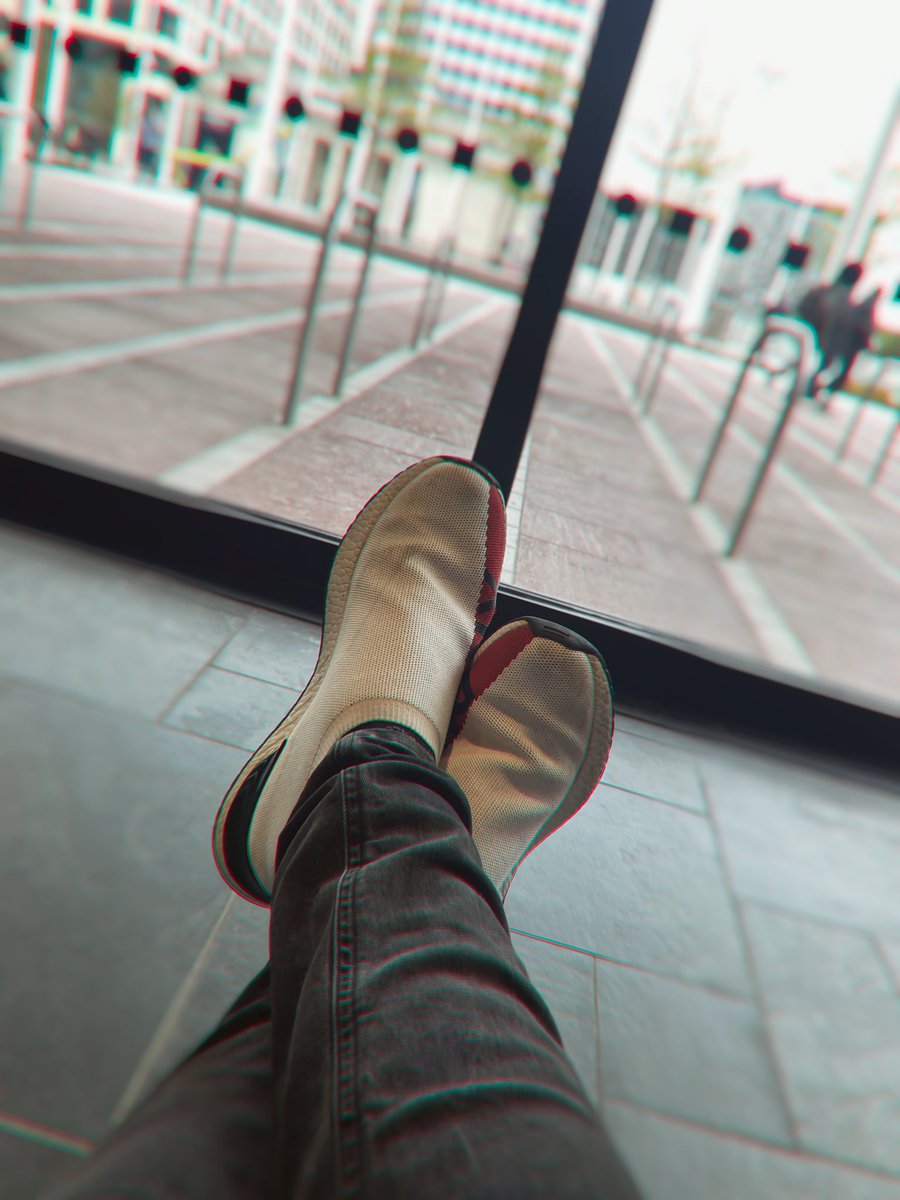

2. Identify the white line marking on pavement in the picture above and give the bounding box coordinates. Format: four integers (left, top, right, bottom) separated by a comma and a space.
0, 265, 355, 304
157, 294, 504, 493
0, 284, 420, 391
580, 321, 817, 676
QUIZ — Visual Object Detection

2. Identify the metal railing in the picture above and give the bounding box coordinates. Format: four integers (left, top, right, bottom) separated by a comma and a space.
865, 406, 899, 488
691, 314, 817, 556
281, 190, 382, 425
412, 234, 455, 349
831, 356, 891, 464
181, 162, 245, 284
634, 294, 681, 414
0, 105, 50, 229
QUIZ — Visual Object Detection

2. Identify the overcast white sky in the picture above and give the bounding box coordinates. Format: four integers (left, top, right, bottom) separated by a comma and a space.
600, 0, 900, 209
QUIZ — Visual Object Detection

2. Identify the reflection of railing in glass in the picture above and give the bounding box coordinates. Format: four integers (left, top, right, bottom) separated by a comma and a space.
691, 314, 816, 556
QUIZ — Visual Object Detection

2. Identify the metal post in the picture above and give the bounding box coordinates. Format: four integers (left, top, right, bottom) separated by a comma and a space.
636, 297, 679, 414
19, 111, 46, 230
333, 197, 381, 398
832, 394, 866, 463
832, 358, 888, 463
412, 237, 446, 349
723, 374, 798, 556
219, 169, 245, 282
864, 410, 899, 488
692, 315, 815, 506
281, 193, 349, 425
427, 236, 455, 340
691, 340, 760, 502
182, 194, 205, 284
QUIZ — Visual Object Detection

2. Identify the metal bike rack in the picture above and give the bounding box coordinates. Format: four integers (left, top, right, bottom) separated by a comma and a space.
0, 105, 49, 229
333, 195, 382, 398
181, 162, 245, 284
831, 357, 891, 464
691, 314, 817, 557
634, 295, 681, 415
281, 190, 381, 424
865, 407, 899, 488
411, 234, 455, 349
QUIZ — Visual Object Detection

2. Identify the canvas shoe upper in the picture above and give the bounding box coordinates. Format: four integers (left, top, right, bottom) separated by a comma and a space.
442, 617, 614, 899
214, 456, 506, 905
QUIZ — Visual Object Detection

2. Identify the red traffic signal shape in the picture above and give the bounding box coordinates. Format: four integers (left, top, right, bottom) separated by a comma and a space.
510, 159, 532, 188
783, 242, 810, 270
284, 95, 305, 121
339, 110, 361, 137
9, 21, 31, 47
117, 48, 139, 74
452, 141, 475, 171
669, 208, 695, 237
227, 78, 249, 106
727, 227, 752, 253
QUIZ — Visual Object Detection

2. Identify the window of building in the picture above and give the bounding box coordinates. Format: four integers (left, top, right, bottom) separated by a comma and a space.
108, 0, 134, 24
156, 6, 178, 37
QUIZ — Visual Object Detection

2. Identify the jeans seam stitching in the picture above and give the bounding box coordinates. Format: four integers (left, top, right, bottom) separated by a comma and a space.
334, 746, 363, 1197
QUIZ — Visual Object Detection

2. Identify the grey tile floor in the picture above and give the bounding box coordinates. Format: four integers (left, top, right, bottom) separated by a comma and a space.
1, 522, 899, 1199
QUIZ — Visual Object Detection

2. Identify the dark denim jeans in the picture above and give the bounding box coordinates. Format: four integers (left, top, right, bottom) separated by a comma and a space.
51, 724, 640, 1199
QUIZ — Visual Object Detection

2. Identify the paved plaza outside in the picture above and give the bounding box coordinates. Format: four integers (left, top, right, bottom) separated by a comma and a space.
2, 168, 900, 1199
1, 167, 897, 712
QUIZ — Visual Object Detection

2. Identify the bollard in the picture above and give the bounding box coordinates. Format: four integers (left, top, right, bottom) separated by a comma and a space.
428, 236, 455, 340
19, 111, 47, 230
333, 198, 381, 397
281, 190, 381, 425
181, 163, 244, 285
219, 193, 242, 281
692, 314, 816, 556
833, 358, 889, 464
181, 194, 204, 284
412, 235, 454, 349
635, 296, 680, 415
864, 409, 899, 488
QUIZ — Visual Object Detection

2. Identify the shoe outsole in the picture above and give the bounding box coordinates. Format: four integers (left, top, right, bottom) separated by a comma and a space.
212, 456, 503, 906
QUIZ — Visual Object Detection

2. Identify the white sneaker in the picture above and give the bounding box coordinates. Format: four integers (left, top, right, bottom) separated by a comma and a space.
442, 617, 614, 899
213, 457, 506, 904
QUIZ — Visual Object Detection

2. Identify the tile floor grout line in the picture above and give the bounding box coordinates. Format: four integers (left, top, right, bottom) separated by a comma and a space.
743, 893, 900, 941
592, 956, 604, 1107
509, 926, 752, 1003
153, 615, 254, 726
110, 893, 238, 1127
698, 775, 804, 1149
198, 663, 303, 692
579, 320, 817, 677
602, 1096, 900, 1182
